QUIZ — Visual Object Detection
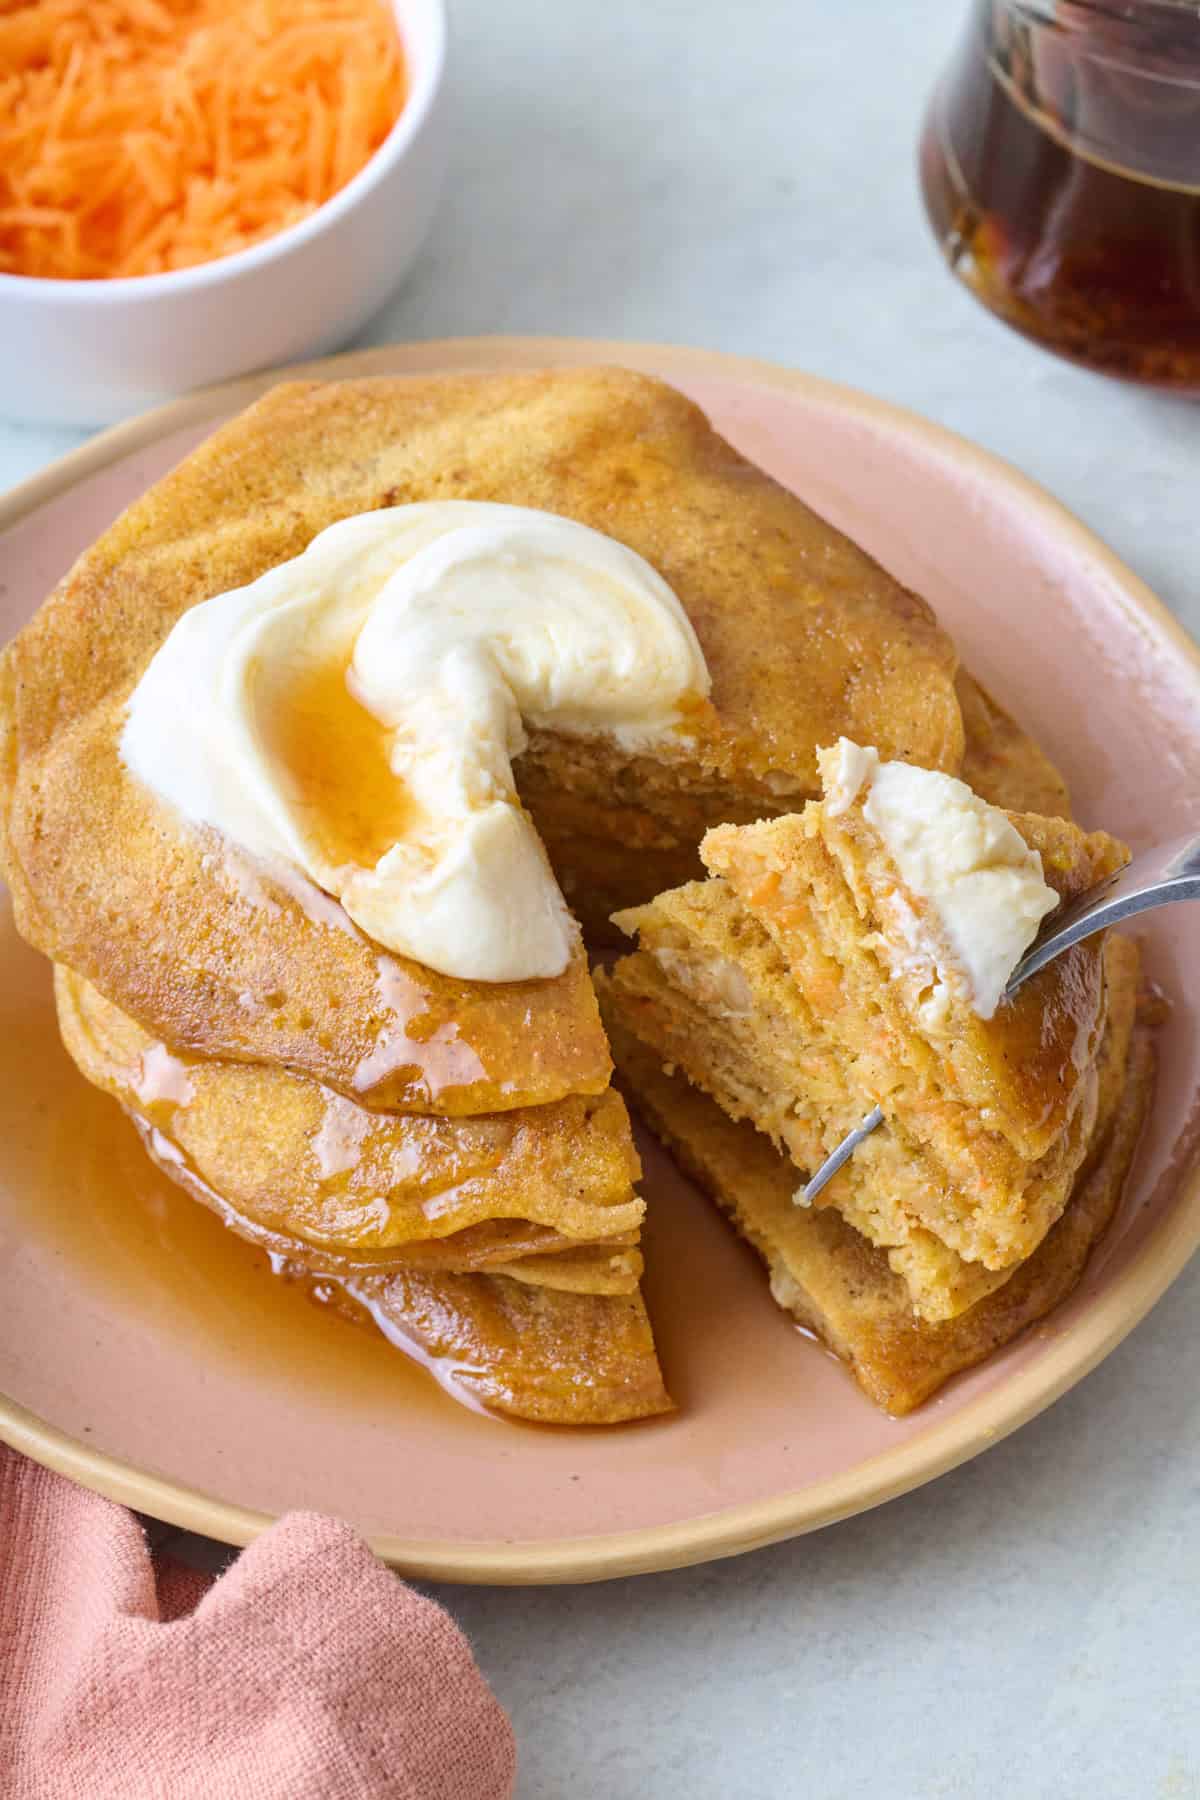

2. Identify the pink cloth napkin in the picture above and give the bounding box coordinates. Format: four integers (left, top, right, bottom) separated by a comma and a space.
0, 1445, 516, 1800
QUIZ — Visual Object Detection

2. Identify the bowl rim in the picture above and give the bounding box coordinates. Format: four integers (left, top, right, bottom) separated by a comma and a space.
0, 0, 448, 304
1, 334, 1198, 1585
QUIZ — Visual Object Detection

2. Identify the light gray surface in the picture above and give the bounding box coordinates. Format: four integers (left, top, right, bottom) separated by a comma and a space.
5, 2, 1199, 1795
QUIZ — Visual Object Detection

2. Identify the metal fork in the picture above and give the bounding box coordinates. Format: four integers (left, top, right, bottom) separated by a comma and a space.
799, 828, 1200, 1206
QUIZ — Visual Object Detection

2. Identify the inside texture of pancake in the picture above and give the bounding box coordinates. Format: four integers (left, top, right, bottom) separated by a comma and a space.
602, 751, 1130, 1319
515, 672, 1071, 945
699, 797, 1128, 1271
609, 934, 1152, 1414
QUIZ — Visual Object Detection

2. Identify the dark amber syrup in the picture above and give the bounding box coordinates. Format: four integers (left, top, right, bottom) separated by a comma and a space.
921, 21, 1200, 388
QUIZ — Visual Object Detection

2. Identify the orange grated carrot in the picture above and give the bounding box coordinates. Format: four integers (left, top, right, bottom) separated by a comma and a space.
0, 0, 406, 280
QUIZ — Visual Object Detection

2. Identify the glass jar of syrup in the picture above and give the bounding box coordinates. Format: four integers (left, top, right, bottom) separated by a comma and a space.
920, 0, 1200, 388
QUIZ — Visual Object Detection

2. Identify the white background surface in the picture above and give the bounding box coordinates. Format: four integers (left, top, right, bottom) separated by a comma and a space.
5, 2, 1200, 1795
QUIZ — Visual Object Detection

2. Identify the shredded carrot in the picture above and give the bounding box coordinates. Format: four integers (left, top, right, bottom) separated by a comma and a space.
0, 0, 406, 279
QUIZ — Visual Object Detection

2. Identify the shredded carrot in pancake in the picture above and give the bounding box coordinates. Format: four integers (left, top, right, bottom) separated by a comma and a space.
0, 0, 407, 280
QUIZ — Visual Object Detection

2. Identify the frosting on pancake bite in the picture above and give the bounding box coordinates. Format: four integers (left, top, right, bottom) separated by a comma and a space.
819, 738, 1057, 1023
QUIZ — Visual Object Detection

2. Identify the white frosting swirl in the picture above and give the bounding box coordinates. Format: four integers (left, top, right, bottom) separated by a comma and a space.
819, 738, 1058, 1021
121, 502, 710, 981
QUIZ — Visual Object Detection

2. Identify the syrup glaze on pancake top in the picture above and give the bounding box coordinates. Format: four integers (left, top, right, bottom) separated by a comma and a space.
0, 367, 1093, 1421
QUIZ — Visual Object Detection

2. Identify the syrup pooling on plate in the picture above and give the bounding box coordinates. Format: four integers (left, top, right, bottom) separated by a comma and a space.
0, 902, 670, 1438
0, 936, 604, 1425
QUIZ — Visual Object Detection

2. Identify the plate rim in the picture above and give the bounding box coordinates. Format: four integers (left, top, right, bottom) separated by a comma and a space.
2, 333, 1198, 1585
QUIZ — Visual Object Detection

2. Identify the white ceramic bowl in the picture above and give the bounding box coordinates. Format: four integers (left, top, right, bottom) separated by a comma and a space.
0, 0, 449, 427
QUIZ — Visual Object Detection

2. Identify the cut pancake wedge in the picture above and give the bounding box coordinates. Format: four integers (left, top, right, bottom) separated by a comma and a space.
608, 935, 1152, 1414
56, 968, 644, 1280
602, 747, 1131, 1322
55, 964, 671, 1424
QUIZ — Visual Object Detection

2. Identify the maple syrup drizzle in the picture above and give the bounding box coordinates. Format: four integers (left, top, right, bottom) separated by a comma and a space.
210, 838, 491, 1106
353, 956, 488, 1098
311, 1094, 372, 1180
134, 1041, 196, 1107
252, 650, 421, 872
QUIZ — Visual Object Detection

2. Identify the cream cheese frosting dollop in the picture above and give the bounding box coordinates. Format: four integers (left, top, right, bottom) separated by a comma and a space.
121, 502, 710, 981
819, 738, 1057, 1020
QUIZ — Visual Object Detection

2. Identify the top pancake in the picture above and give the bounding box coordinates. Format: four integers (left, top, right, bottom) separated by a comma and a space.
2, 368, 964, 1108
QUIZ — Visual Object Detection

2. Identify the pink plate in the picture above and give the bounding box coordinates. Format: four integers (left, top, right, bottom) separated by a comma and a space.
1, 337, 1198, 1583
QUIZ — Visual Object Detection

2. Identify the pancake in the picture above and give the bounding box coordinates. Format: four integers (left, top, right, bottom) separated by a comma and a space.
598, 882, 1018, 1321
481, 1244, 644, 1295
305, 1267, 674, 1426
57, 966, 644, 1269
535, 683, 1071, 942
609, 936, 1152, 1414
0, 367, 966, 1099
128, 1106, 644, 1295
601, 793, 1126, 1322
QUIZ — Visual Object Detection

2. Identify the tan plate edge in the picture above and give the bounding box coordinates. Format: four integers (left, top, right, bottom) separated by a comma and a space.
2, 335, 1199, 1584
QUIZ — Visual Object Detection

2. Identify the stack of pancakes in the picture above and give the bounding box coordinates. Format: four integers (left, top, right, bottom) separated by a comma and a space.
600, 783, 1155, 1411
0, 368, 1154, 1421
